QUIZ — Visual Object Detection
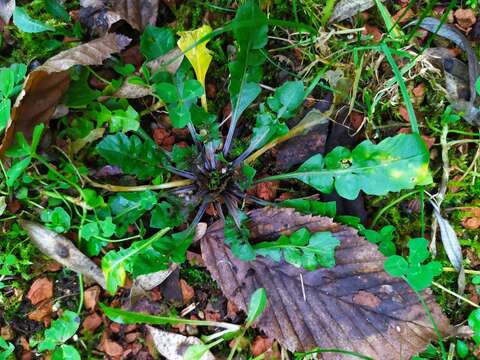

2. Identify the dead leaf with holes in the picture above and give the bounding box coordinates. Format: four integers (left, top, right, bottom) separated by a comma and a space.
0, 33, 130, 155
200, 208, 451, 359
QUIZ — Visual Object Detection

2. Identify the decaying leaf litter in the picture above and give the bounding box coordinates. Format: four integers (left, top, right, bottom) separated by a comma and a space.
0, 0, 480, 359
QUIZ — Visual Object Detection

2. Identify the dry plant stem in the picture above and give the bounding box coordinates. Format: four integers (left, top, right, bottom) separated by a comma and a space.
430, 123, 449, 256
85, 177, 194, 192
443, 267, 480, 275
432, 281, 479, 308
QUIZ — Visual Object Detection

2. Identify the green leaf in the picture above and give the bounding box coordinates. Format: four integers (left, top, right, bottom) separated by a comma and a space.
171, 144, 196, 170
13, 7, 54, 33
6, 157, 31, 187
263, 134, 432, 200
408, 237, 430, 265
247, 105, 288, 152
140, 26, 175, 61
254, 228, 340, 270
51, 345, 80, 360
245, 288, 267, 326
0, 99, 11, 134
279, 199, 336, 217
184, 344, 214, 360
153, 79, 204, 128
384, 255, 409, 277
154, 82, 179, 103
0, 67, 14, 97
361, 225, 396, 256
64, 69, 100, 107
224, 213, 255, 261
96, 133, 165, 179
224, 0, 268, 153
102, 228, 173, 294
469, 309, 480, 344
38, 310, 80, 352
238, 164, 256, 191
267, 80, 304, 119
0, 337, 14, 360
150, 201, 186, 229
109, 106, 140, 133
405, 264, 434, 291
108, 190, 157, 233
45, 0, 70, 21
476, 76, 480, 97
456, 339, 468, 359
41, 207, 71, 233
80, 222, 99, 241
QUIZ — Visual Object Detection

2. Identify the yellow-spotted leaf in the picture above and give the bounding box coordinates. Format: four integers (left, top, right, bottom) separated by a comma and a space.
177, 25, 213, 110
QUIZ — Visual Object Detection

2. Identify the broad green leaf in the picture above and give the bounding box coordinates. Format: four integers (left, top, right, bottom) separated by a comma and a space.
40, 207, 71, 233
96, 133, 165, 179
238, 164, 256, 191
267, 80, 304, 119
279, 199, 336, 217
108, 190, 157, 234
254, 228, 340, 270
102, 248, 130, 294
262, 134, 432, 200
154, 82, 178, 103
140, 26, 175, 61
153, 79, 203, 128
361, 225, 396, 256
51, 345, 80, 360
0, 99, 10, 134
246, 288, 267, 326
6, 157, 31, 187
468, 309, 480, 344
456, 339, 468, 359
247, 105, 288, 153
171, 144, 196, 170
384, 255, 409, 277
408, 237, 430, 265
0, 337, 14, 360
224, 213, 255, 261
177, 25, 213, 110
13, 7, 54, 33
184, 343, 214, 360
150, 201, 186, 229
38, 311, 80, 351
79, 222, 99, 241
0, 68, 14, 97
224, 0, 268, 154
45, 0, 70, 21
109, 106, 140, 133
476, 76, 480, 97
102, 228, 175, 294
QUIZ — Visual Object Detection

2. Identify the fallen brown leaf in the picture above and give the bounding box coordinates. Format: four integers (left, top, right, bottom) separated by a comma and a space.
147, 325, 215, 360
28, 300, 52, 322
179, 279, 195, 303
251, 336, 274, 357
201, 208, 451, 357
0, 33, 130, 155
0, 326, 14, 341
454, 8, 476, 30
27, 277, 53, 305
102, 337, 124, 358
82, 312, 103, 333
84, 286, 101, 311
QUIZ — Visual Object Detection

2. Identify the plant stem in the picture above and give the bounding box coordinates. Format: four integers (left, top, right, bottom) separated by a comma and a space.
77, 274, 84, 314
85, 178, 194, 192
432, 281, 479, 308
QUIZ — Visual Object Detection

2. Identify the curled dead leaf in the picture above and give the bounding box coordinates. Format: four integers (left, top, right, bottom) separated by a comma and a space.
20, 220, 107, 289
0, 33, 130, 155
201, 208, 451, 357
27, 277, 53, 305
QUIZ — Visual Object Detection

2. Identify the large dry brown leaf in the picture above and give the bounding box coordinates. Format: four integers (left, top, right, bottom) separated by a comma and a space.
201, 208, 451, 359
80, 0, 159, 32
0, 33, 130, 155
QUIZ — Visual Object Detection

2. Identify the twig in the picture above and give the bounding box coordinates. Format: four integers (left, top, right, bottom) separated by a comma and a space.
432, 281, 479, 308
